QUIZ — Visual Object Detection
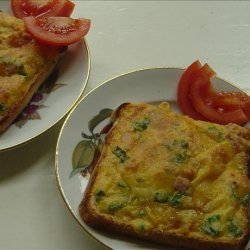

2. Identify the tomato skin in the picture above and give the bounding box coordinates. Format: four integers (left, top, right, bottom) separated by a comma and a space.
11, 0, 75, 19
23, 16, 91, 47
242, 99, 250, 119
177, 60, 207, 121
189, 65, 248, 125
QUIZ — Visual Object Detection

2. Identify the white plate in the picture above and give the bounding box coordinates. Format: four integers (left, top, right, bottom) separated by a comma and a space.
0, 3, 90, 151
55, 68, 249, 250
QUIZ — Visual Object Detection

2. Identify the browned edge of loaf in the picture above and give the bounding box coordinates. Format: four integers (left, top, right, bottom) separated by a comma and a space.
0, 48, 66, 134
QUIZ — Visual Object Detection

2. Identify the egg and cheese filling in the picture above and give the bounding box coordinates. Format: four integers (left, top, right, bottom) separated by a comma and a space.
90, 102, 250, 241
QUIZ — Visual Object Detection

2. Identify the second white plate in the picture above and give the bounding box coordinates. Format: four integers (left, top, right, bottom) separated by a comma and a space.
0, 39, 90, 151
55, 67, 249, 250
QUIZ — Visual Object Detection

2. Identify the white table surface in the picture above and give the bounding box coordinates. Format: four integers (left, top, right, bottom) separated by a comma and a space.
1, 1, 250, 250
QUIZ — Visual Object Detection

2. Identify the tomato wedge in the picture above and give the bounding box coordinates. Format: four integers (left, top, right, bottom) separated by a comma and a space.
23, 16, 91, 47
177, 60, 207, 121
11, 0, 75, 19
242, 100, 250, 119
189, 64, 248, 125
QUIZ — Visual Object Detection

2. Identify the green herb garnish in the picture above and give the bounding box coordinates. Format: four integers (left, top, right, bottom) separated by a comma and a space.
231, 185, 250, 206
201, 214, 221, 237
154, 191, 185, 206
0, 103, 6, 113
228, 218, 243, 237
108, 203, 125, 212
95, 190, 105, 202
117, 182, 127, 188
174, 153, 187, 164
168, 192, 185, 207
112, 146, 129, 163
132, 117, 150, 132
207, 126, 225, 142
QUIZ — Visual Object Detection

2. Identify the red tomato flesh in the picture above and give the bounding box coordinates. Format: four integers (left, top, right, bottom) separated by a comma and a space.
23, 16, 91, 47
213, 91, 250, 110
11, 0, 75, 18
177, 60, 207, 121
242, 100, 250, 119
189, 64, 248, 125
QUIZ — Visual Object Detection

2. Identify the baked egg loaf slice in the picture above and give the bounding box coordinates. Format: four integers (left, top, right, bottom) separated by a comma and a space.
80, 102, 250, 250
0, 12, 65, 133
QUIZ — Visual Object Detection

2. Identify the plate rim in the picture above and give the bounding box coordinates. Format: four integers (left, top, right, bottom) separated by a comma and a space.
54, 66, 249, 250
0, 39, 91, 153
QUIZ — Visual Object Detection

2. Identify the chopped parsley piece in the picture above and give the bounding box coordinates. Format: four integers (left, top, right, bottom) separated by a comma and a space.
174, 153, 187, 164
108, 203, 125, 212
132, 117, 150, 132
201, 214, 221, 237
168, 192, 185, 207
231, 185, 250, 206
95, 190, 105, 202
207, 126, 225, 142
154, 191, 185, 206
112, 146, 129, 163
228, 218, 243, 237
0, 103, 6, 113
117, 182, 127, 188
163, 139, 191, 164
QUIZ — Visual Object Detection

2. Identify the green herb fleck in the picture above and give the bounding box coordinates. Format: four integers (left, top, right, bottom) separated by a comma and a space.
0, 103, 6, 113
132, 117, 150, 132
95, 190, 105, 202
112, 146, 129, 163
174, 153, 187, 164
201, 214, 221, 237
231, 185, 250, 206
108, 203, 125, 212
168, 192, 185, 207
207, 126, 225, 142
154, 191, 185, 206
228, 218, 243, 237
117, 182, 127, 188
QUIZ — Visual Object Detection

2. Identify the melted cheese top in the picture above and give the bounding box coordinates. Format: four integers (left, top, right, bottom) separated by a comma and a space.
90, 102, 250, 242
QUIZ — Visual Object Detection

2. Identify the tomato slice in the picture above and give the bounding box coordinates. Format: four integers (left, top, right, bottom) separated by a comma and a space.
177, 60, 207, 121
189, 64, 248, 125
11, 0, 75, 18
242, 99, 250, 119
23, 16, 91, 47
